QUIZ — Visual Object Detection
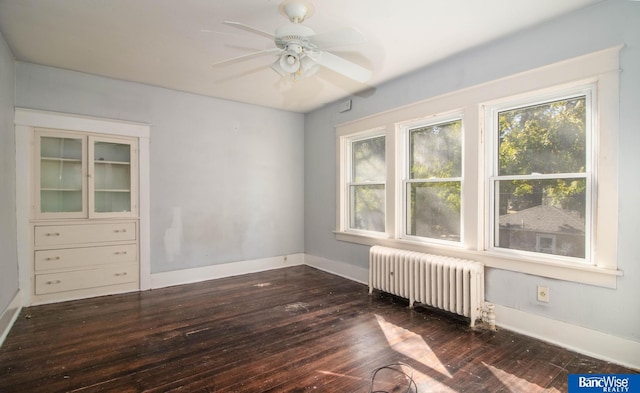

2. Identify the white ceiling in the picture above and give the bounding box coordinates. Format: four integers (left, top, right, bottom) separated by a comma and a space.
0, 0, 602, 113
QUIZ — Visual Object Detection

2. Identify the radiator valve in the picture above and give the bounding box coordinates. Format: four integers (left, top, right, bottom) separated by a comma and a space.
483, 303, 497, 331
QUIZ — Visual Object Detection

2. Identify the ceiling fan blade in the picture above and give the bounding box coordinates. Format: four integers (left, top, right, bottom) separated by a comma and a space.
310, 51, 371, 83
223, 21, 275, 40
212, 48, 282, 67
308, 27, 367, 49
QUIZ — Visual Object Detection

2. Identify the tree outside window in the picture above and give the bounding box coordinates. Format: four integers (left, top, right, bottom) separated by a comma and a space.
406, 119, 462, 242
349, 135, 385, 232
494, 95, 589, 259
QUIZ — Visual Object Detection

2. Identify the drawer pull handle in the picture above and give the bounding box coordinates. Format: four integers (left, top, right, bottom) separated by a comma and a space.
114, 251, 128, 255
114, 229, 127, 233
46, 280, 61, 285
45, 232, 60, 237
115, 272, 128, 277
45, 256, 61, 261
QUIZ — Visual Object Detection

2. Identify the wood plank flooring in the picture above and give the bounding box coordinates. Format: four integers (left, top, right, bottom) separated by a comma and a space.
0, 266, 636, 392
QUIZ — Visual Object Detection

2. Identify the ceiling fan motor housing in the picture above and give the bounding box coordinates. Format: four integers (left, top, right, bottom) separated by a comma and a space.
274, 24, 316, 49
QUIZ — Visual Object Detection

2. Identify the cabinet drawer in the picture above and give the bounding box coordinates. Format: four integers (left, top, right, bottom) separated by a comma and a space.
35, 244, 137, 272
35, 263, 139, 295
34, 222, 136, 247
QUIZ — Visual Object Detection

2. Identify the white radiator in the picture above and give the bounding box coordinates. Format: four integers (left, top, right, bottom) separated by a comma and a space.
369, 245, 485, 327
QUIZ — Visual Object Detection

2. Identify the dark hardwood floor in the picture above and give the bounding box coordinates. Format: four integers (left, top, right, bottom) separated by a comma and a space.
0, 265, 635, 392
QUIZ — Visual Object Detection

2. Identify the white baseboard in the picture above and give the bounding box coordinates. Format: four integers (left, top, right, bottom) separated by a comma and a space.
304, 254, 369, 285
0, 290, 23, 347
15, 251, 634, 370
302, 255, 640, 370
492, 303, 640, 370
150, 253, 305, 289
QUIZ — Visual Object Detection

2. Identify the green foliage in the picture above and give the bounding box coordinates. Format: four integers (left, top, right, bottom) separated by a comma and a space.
408, 120, 462, 239
349, 96, 588, 236
351, 185, 385, 232
350, 136, 386, 232
498, 96, 587, 214
352, 136, 385, 182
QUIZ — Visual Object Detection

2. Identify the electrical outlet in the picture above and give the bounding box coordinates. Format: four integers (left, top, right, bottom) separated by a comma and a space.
537, 286, 549, 303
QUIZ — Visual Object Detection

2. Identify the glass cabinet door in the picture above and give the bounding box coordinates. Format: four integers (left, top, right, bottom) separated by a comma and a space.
36, 131, 87, 218
89, 136, 137, 217
33, 130, 137, 219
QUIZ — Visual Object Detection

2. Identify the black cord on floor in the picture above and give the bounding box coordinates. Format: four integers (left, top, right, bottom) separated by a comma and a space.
368, 362, 417, 393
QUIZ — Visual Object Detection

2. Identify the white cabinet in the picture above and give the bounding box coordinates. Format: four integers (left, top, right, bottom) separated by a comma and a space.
90, 136, 138, 217
36, 131, 86, 218
34, 222, 137, 246
34, 129, 138, 219
32, 221, 139, 302
31, 128, 140, 304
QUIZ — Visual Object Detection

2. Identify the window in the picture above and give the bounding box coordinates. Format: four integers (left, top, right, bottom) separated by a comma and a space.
536, 234, 556, 254
404, 118, 462, 242
488, 90, 592, 262
346, 134, 386, 233
335, 46, 621, 287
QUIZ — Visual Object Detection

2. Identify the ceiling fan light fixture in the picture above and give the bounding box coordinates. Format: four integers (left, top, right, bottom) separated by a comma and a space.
220, 0, 371, 84
272, 53, 318, 81
279, 52, 300, 73
299, 56, 319, 77
270, 59, 288, 77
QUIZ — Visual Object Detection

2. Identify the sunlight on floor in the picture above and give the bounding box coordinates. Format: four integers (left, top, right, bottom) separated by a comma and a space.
375, 314, 453, 379
316, 370, 366, 382
482, 361, 560, 393
315, 314, 563, 392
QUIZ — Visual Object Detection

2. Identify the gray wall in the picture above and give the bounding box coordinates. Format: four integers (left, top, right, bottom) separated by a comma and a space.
0, 30, 18, 313
305, 0, 640, 343
15, 63, 305, 273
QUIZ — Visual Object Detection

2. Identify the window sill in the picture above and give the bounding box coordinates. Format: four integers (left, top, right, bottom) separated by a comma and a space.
334, 231, 622, 288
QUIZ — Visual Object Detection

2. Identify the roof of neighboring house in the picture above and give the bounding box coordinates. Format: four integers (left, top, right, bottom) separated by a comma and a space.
499, 205, 585, 234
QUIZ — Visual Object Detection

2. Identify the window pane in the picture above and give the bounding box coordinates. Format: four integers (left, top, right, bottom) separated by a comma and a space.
95, 191, 131, 213
350, 185, 385, 232
41, 136, 82, 160
94, 141, 132, 213
498, 96, 586, 176
496, 178, 586, 258
352, 136, 385, 182
41, 190, 83, 213
407, 182, 460, 241
94, 142, 131, 163
40, 136, 83, 213
410, 119, 462, 179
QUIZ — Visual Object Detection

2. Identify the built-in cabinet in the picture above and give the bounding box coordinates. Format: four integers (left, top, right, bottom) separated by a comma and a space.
34, 129, 138, 219
31, 128, 140, 304
33, 221, 139, 299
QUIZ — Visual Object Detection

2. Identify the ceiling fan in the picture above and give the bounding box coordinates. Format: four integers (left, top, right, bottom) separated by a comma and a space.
212, 0, 372, 83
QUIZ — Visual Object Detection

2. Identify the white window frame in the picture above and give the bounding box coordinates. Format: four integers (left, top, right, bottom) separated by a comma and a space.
338, 128, 388, 237
399, 114, 464, 245
335, 46, 622, 288
485, 85, 595, 264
